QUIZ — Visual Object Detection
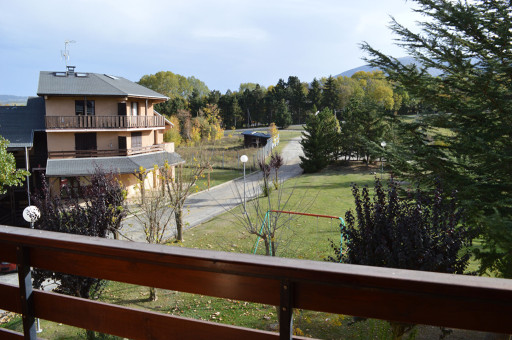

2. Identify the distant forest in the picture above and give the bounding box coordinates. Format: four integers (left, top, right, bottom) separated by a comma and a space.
139, 69, 427, 130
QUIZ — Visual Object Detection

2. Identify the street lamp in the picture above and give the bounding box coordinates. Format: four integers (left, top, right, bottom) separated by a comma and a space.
23, 205, 40, 228
22, 205, 42, 333
380, 141, 387, 179
240, 155, 248, 211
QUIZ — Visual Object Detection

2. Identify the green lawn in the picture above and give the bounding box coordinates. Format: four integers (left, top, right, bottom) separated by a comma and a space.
180, 163, 376, 261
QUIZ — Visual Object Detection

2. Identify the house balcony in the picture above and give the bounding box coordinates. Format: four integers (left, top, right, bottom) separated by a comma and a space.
47, 143, 172, 159
45, 115, 166, 130
0, 225, 511, 339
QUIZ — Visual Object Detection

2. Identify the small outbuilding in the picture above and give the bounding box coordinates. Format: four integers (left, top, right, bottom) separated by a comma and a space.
241, 131, 271, 148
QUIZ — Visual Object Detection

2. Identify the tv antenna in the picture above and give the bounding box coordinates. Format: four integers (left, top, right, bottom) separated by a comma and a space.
61, 40, 76, 68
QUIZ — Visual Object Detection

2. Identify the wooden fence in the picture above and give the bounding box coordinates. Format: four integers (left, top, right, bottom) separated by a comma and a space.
0, 225, 511, 339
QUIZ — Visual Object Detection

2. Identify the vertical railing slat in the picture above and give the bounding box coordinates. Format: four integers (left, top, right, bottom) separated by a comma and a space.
279, 280, 293, 340
16, 245, 36, 340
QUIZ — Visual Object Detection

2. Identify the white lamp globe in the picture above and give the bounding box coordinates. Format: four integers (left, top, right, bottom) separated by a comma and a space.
240, 155, 248, 163
23, 205, 40, 223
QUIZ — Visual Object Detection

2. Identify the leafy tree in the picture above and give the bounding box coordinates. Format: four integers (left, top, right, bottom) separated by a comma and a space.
274, 99, 292, 129
330, 179, 474, 338
300, 109, 340, 173
362, 0, 512, 277
155, 97, 187, 116
32, 169, 125, 339
163, 115, 182, 146
269, 152, 283, 190
162, 158, 209, 242
177, 109, 192, 141
130, 166, 174, 301
239, 83, 262, 92
269, 122, 279, 148
0, 136, 29, 194
138, 71, 193, 99
197, 104, 224, 141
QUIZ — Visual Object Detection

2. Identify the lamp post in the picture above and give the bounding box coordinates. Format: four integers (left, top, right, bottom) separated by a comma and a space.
22, 205, 42, 333
380, 141, 387, 179
240, 155, 248, 211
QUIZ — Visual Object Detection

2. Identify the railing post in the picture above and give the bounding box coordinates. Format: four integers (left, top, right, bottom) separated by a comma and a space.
279, 280, 294, 340
16, 245, 37, 339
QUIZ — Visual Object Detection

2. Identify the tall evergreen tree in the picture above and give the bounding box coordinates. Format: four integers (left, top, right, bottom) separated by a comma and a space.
307, 78, 322, 111
299, 108, 340, 173
362, 0, 512, 277
274, 99, 292, 129
286, 76, 306, 123
321, 75, 340, 111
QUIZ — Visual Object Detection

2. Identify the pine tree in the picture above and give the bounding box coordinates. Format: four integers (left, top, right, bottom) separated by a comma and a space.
300, 108, 340, 173
321, 75, 340, 111
362, 0, 512, 277
275, 99, 292, 129
307, 78, 322, 111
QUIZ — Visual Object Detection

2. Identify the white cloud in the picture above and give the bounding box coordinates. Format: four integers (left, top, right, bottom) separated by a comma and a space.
192, 27, 268, 42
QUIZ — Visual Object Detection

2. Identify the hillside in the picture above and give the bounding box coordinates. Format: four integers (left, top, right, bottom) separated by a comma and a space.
0, 95, 28, 105
337, 56, 442, 77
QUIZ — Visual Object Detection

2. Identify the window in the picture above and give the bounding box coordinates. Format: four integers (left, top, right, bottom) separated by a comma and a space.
131, 102, 138, 116
75, 133, 97, 151
75, 100, 95, 116
131, 132, 142, 148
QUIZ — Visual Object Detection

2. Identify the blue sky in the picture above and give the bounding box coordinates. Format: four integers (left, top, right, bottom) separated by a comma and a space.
0, 0, 422, 96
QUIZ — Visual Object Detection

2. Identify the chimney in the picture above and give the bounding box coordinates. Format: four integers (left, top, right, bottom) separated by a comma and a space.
66, 65, 76, 75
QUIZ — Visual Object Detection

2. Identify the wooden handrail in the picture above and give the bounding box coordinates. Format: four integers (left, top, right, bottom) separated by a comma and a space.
45, 115, 166, 129
47, 144, 166, 158
0, 225, 511, 339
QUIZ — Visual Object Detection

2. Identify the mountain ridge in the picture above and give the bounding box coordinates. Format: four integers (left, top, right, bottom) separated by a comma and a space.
0, 95, 29, 105
336, 56, 442, 78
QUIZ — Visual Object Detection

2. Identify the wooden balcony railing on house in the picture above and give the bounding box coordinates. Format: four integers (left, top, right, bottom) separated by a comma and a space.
48, 144, 167, 158
45, 115, 166, 130
0, 225, 511, 340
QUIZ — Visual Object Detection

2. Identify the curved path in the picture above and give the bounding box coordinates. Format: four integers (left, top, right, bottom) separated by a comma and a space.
120, 137, 304, 242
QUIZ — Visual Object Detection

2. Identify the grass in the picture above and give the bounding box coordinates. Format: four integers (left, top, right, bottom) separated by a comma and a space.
178, 128, 304, 191
180, 163, 376, 260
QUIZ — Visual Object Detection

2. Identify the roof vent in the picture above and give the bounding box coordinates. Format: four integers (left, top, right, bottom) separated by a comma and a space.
105, 74, 119, 80
66, 65, 76, 75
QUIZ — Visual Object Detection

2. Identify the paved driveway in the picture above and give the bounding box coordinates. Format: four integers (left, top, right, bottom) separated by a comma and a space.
120, 136, 304, 242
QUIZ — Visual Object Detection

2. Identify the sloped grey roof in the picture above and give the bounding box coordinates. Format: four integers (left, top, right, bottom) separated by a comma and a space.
37, 71, 168, 100
241, 131, 271, 139
0, 97, 46, 148
46, 151, 184, 177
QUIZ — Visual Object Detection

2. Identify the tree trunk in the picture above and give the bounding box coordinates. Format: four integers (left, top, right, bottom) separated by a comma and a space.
149, 287, 158, 301
263, 237, 271, 256
176, 208, 184, 241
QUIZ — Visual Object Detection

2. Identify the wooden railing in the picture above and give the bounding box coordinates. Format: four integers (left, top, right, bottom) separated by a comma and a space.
48, 144, 166, 158
45, 115, 166, 129
0, 225, 511, 339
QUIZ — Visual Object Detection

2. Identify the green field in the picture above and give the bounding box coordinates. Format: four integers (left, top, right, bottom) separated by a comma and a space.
179, 164, 376, 261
